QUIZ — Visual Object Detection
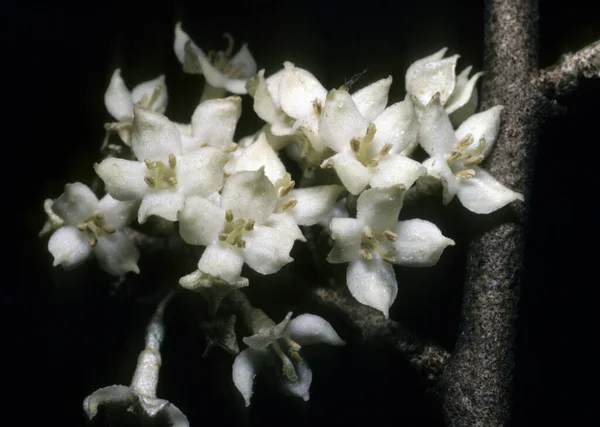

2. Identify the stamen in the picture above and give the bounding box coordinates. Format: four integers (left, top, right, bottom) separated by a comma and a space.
167, 177, 178, 186
312, 99, 323, 117
455, 134, 474, 151
463, 154, 484, 166
350, 138, 361, 153
272, 341, 298, 382
225, 209, 234, 222
364, 228, 374, 239
279, 181, 295, 198
456, 169, 476, 179
379, 143, 393, 157
218, 232, 228, 241
383, 230, 398, 241
144, 158, 152, 169
89, 237, 97, 247
282, 198, 297, 212
77, 223, 88, 231
168, 154, 176, 169
102, 225, 116, 234
222, 33, 234, 57
244, 219, 255, 231
366, 157, 379, 167
361, 248, 373, 260
144, 176, 156, 188
222, 143, 238, 153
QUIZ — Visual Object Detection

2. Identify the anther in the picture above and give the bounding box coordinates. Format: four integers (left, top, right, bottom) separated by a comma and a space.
102, 225, 116, 234
456, 169, 476, 179
244, 219, 255, 231
312, 99, 323, 117
282, 198, 297, 212
350, 138, 361, 153
144, 176, 156, 188
364, 228, 375, 239
225, 210, 234, 222
379, 143, 393, 157
383, 230, 398, 241
77, 223, 88, 231
455, 134, 474, 151
168, 154, 177, 169
218, 232, 228, 241
463, 154, 484, 166
222, 143, 238, 153
361, 248, 373, 260
144, 158, 152, 169
168, 177, 178, 186
366, 157, 379, 167
279, 181, 295, 198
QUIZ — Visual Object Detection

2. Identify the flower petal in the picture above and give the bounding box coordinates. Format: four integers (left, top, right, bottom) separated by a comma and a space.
220, 169, 277, 223
177, 196, 225, 246
406, 49, 458, 106
456, 167, 524, 214
83, 385, 138, 420
321, 152, 370, 196
287, 185, 344, 226
278, 62, 327, 127
198, 241, 245, 283
48, 226, 92, 268
232, 132, 287, 183
263, 213, 305, 242
327, 218, 363, 264
370, 99, 418, 154
232, 348, 266, 407
131, 75, 168, 114
243, 225, 295, 275
351, 75, 392, 122
285, 314, 345, 346
422, 157, 460, 205
418, 94, 457, 157
177, 147, 229, 197
104, 69, 133, 121
319, 89, 369, 153
229, 43, 257, 78
454, 105, 503, 159
52, 182, 98, 225
190, 96, 241, 151
369, 154, 426, 190
173, 22, 203, 64
357, 186, 405, 231
278, 361, 313, 402
94, 158, 148, 201
96, 194, 137, 229
94, 231, 140, 275
243, 312, 293, 350
445, 67, 483, 115
138, 189, 185, 223
391, 219, 454, 266
131, 107, 182, 161
247, 70, 294, 135
346, 258, 397, 318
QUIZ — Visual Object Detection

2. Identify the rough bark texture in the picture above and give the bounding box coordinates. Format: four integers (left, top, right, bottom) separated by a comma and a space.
439, 0, 552, 425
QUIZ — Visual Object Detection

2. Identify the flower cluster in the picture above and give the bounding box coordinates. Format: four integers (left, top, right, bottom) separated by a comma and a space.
40, 24, 523, 414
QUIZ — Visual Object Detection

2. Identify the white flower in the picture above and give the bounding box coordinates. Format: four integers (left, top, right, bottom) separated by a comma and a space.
177, 168, 304, 284
174, 23, 256, 96
232, 311, 345, 406
327, 186, 454, 317
103, 69, 168, 145
319, 88, 426, 195
46, 182, 140, 276
405, 47, 482, 125
95, 107, 231, 223
419, 94, 524, 214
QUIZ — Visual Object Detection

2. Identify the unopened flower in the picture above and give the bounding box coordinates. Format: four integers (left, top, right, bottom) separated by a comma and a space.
419, 94, 524, 214
45, 182, 139, 276
232, 310, 345, 406
327, 186, 454, 317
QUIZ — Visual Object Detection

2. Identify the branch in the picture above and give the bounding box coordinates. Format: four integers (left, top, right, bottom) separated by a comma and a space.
313, 287, 450, 384
533, 40, 600, 97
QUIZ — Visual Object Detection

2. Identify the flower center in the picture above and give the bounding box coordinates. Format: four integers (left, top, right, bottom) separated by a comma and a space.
268, 338, 302, 382
349, 123, 393, 167
144, 154, 177, 189
207, 33, 247, 78
77, 212, 116, 246
360, 227, 397, 263
446, 134, 487, 180
218, 210, 256, 248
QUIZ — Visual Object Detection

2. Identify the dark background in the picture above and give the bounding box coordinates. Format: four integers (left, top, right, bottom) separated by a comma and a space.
3, 0, 599, 425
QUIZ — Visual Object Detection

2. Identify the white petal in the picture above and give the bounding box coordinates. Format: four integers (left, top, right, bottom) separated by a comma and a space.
327, 218, 363, 264
285, 314, 345, 346
96, 194, 137, 229
406, 49, 458, 106
232, 132, 287, 183
94, 158, 148, 201
351, 75, 392, 122
263, 213, 305, 242
243, 225, 295, 275
138, 190, 185, 223
319, 89, 368, 153
104, 69, 133, 121
177, 147, 229, 197
321, 152, 370, 196
190, 96, 241, 150
418, 94, 457, 157
198, 241, 244, 283
454, 106, 503, 159
94, 231, 140, 275
48, 226, 92, 268
369, 154, 426, 190
224, 77, 249, 95
357, 186, 405, 231
83, 385, 138, 420
278, 361, 313, 402
177, 196, 224, 246
232, 348, 266, 407
220, 169, 277, 223
131, 75, 168, 114
131, 107, 182, 161
52, 182, 98, 225
229, 43, 257, 78
174, 23, 203, 64
247, 70, 293, 134
456, 167, 524, 214
346, 258, 397, 318
445, 68, 483, 115
265, 69, 285, 104
370, 100, 417, 154
197, 54, 228, 88
391, 219, 454, 266
288, 185, 344, 226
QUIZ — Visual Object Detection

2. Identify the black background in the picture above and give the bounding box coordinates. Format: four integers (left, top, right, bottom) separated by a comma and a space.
3, 0, 600, 425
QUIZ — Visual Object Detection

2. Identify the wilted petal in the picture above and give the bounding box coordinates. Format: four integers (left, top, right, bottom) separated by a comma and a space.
131, 75, 168, 114
321, 152, 370, 196
418, 94, 457, 157
232, 348, 266, 407
178, 147, 229, 197
278, 361, 313, 402
138, 190, 185, 223
131, 107, 182, 161
178, 196, 224, 245
319, 89, 368, 153
456, 167, 524, 214
243, 312, 293, 350
95, 231, 140, 275
288, 185, 344, 226
371, 99, 417, 154
94, 158, 148, 201
158, 403, 190, 427
279, 62, 327, 130
53, 182, 98, 225
97, 194, 137, 229
48, 226, 92, 268
243, 225, 295, 275
232, 132, 287, 183
406, 49, 458, 106
369, 154, 426, 190
198, 241, 244, 283
221, 169, 277, 223
83, 385, 138, 420
327, 218, 363, 264
357, 186, 405, 231
346, 257, 397, 318
351, 75, 392, 122
454, 106, 503, 159
190, 96, 241, 151
285, 314, 345, 346
105, 69, 133, 121
229, 44, 257, 78
391, 219, 454, 267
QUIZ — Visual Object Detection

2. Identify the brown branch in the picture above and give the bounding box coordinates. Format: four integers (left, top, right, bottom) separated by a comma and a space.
533, 40, 600, 97
313, 287, 450, 384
